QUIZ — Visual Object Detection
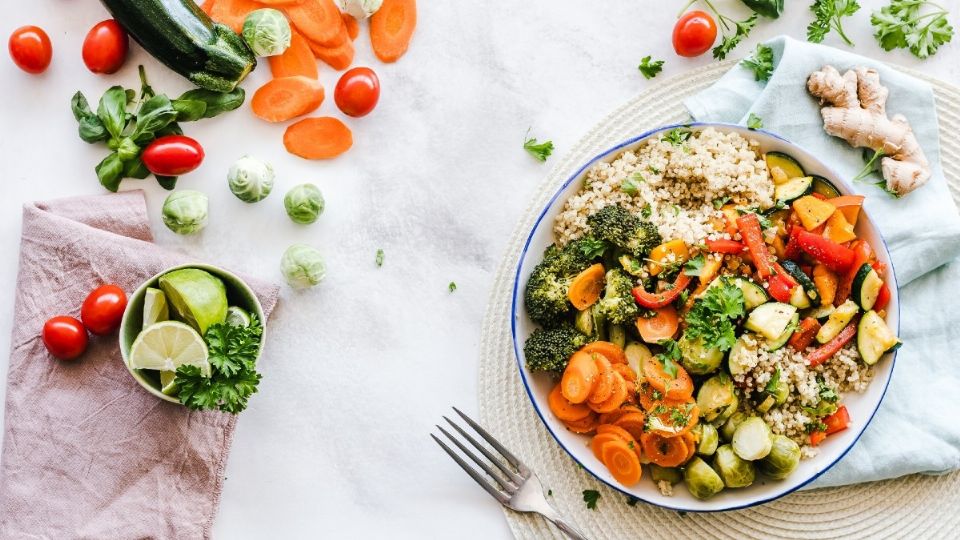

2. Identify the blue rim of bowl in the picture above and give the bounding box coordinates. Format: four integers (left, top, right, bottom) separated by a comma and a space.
509, 122, 900, 512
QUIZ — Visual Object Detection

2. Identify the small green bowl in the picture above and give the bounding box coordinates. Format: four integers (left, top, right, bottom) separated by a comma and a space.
118, 263, 267, 404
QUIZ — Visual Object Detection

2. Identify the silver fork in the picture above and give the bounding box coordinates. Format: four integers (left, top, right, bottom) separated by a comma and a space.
431, 407, 589, 540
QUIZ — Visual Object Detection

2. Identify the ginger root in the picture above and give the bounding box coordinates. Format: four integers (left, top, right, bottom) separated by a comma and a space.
807, 65, 930, 197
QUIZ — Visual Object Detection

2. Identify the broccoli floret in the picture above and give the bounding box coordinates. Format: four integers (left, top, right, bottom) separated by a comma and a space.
524, 324, 591, 372
586, 204, 662, 257
596, 269, 639, 325
524, 241, 594, 327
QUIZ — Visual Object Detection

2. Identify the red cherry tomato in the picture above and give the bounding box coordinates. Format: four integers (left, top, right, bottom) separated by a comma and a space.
672, 11, 718, 58
82, 20, 128, 74
42, 316, 88, 360
81, 284, 128, 335
334, 67, 380, 117
8, 25, 52, 74
142, 135, 205, 176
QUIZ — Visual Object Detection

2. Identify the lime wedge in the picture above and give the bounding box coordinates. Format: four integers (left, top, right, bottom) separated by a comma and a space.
143, 287, 169, 329
129, 321, 210, 377
158, 268, 228, 335
225, 306, 251, 327
159, 370, 179, 396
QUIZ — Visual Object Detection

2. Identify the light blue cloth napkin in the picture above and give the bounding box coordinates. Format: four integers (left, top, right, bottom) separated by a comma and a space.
685, 36, 960, 488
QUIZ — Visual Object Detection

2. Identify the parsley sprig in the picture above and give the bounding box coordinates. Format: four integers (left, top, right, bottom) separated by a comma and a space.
807, 0, 861, 46
638, 56, 665, 79
583, 489, 601, 509
871, 0, 954, 58
746, 112, 764, 130
523, 129, 554, 162
683, 282, 745, 352
741, 43, 775, 82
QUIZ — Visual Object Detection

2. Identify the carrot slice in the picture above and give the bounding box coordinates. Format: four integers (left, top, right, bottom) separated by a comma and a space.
210, 0, 262, 33
563, 413, 599, 434
567, 263, 605, 310
601, 439, 643, 486
548, 384, 591, 422
640, 432, 688, 468
269, 29, 319, 79
611, 363, 636, 383
681, 432, 697, 464
598, 405, 644, 426
635, 305, 679, 344
283, 117, 353, 160
370, 0, 417, 63
307, 35, 355, 70
590, 433, 623, 461
258, 0, 303, 4
646, 400, 699, 438
200, 0, 216, 16
587, 354, 614, 404
613, 411, 646, 440
637, 382, 660, 412
251, 76, 325, 122
595, 423, 635, 442
342, 12, 359, 40
285, 0, 346, 46
560, 351, 598, 404
641, 354, 693, 401
579, 342, 627, 365
588, 372, 628, 414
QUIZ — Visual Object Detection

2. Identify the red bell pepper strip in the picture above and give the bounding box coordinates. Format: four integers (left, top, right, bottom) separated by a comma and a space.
874, 283, 891, 311
836, 240, 874, 305
788, 317, 821, 351
824, 405, 850, 435
783, 225, 803, 261
809, 430, 827, 446
704, 238, 746, 254
766, 273, 795, 303
631, 272, 692, 309
736, 213, 775, 278
806, 315, 860, 367
796, 230, 856, 274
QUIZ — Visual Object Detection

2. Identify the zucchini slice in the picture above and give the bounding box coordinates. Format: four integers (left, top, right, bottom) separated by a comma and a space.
726, 277, 769, 311
857, 310, 900, 365
851, 263, 884, 311
811, 175, 842, 198
766, 313, 799, 351
805, 303, 836, 320
624, 341, 653, 376
765, 152, 805, 182
816, 299, 859, 343
745, 302, 798, 340
788, 283, 812, 309
774, 176, 814, 203
780, 260, 820, 306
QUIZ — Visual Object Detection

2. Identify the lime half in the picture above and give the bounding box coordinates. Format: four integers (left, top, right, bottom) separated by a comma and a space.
142, 287, 170, 329
158, 268, 228, 335
225, 306, 251, 327
129, 321, 210, 377
159, 370, 179, 396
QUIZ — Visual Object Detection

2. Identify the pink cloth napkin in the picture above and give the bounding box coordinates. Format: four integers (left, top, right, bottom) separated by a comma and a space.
0, 191, 279, 539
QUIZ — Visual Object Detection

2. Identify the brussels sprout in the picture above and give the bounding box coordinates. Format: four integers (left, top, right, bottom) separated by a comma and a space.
697, 423, 719, 456
712, 444, 756, 488
678, 334, 723, 375
228, 156, 275, 203
284, 183, 325, 224
608, 324, 626, 348
337, 0, 383, 19
624, 341, 652, 375
759, 434, 802, 479
683, 457, 725, 500
732, 416, 774, 461
772, 379, 789, 406
697, 372, 736, 422
712, 391, 740, 427
281, 244, 326, 288
720, 411, 748, 442
162, 190, 208, 235
649, 463, 682, 485
242, 9, 291, 57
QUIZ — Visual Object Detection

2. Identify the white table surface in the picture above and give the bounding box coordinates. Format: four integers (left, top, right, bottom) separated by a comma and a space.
2, 1, 958, 538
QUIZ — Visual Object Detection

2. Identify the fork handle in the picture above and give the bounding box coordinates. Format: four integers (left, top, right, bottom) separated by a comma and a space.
543, 515, 589, 540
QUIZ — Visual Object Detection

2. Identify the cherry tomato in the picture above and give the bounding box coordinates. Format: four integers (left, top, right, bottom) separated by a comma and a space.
8, 25, 52, 74
334, 67, 380, 117
42, 316, 88, 360
81, 284, 128, 335
672, 10, 718, 58
142, 135, 205, 176
82, 20, 128, 74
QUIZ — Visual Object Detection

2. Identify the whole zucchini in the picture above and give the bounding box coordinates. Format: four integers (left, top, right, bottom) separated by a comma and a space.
99, 0, 256, 92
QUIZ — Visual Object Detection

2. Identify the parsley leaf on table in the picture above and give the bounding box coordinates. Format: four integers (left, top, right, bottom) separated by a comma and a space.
523, 130, 554, 162
683, 282, 745, 352
376, 248, 385, 267
449, 282, 458, 293
741, 43, 775, 82
583, 489, 601, 510
871, 0, 954, 58
807, 0, 861, 46
638, 55, 665, 79
746, 112, 764, 130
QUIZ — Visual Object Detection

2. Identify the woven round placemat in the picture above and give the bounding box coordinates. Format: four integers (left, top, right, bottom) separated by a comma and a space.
478, 59, 960, 540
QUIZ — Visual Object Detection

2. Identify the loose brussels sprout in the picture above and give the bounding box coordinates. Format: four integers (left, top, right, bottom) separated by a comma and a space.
713, 444, 756, 488
759, 434, 802, 479
649, 463, 682, 485
284, 183, 325, 224
732, 416, 774, 461
162, 190, 208, 235
683, 457, 725, 500
337, 0, 383, 19
720, 411, 748, 442
697, 423, 719, 456
242, 9, 291, 57
281, 244, 327, 288
228, 156, 275, 203
697, 372, 736, 422
678, 334, 723, 375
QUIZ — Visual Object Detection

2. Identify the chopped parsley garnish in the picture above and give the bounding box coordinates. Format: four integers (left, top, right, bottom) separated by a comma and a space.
583, 489, 601, 510
579, 237, 609, 259
741, 43, 775, 82
683, 282, 745, 352
638, 55, 665, 79
805, 420, 829, 434
375, 248, 385, 267
713, 196, 731, 209
764, 366, 782, 394
818, 377, 839, 402
747, 112, 763, 130
657, 338, 682, 378
648, 165, 661, 175
683, 254, 706, 277
640, 204, 653, 219
663, 128, 692, 146
448, 282, 457, 293
621, 174, 643, 196
670, 405, 691, 427
523, 130, 554, 162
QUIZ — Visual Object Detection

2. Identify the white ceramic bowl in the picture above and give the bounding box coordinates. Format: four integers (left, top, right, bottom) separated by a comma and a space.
510, 123, 900, 512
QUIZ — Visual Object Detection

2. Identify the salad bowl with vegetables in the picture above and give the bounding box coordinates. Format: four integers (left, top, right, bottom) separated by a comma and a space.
511, 123, 900, 511
120, 264, 266, 413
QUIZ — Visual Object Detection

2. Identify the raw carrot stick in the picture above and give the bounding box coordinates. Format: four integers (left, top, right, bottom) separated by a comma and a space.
210, 0, 262, 33
306, 34, 354, 70
548, 385, 591, 422
567, 263, 605, 311
200, 0, 216, 16
251, 76, 325, 122
342, 12, 359, 40
560, 351, 598, 404
285, 0, 345, 46
268, 29, 319, 79
601, 439, 643, 485
283, 117, 353, 159
370, 0, 417, 63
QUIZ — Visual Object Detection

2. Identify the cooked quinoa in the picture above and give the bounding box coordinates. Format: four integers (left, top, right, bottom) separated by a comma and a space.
554, 127, 773, 246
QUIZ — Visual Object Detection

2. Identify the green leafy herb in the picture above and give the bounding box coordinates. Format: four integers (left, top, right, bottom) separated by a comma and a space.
764, 366, 782, 394
548, 489, 553, 497
638, 55, 665, 79
738, 207, 774, 230
657, 338, 682, 378
853, 148, 900, 197
741, 43, 775, 82
621, 174, 642, 196
663, 127, 692, 146
583, 489, 601, 510
740, 0, 784, 18
714, 14, 758, 60
805, 420, 829, 433
713, 196, 731, 209
818, 377, 839, 402
677, 289, 690, 307
523, 130, 554, 162
626, 496, 640, 507
747, 112, 764, 130
670, 405, 692, 427
449, 282, 458, 293
808, 0, 861, 45
175, 317, 263, 414
684, 282, 745, 352
683, 254, 706, 277
376, 249, 385, 267
640, 204, 653, 219
648, 165, 661, 175
871, 0, 954, 58
579, 237, 609, 259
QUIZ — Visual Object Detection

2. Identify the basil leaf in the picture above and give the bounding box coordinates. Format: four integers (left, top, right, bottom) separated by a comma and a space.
123, 157, 151, 179
116, 137, 140, 161
176, 88, 245, 119
172, 99, 208, 122
97, 86, 128, 140
95, 153, 125, 192
133, 94, 178, 142
155, 175, 178, 190
78, 116, 109, 143
157, 122, 183, 137
70, 92, 94, 121
740, 0, 783, 18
